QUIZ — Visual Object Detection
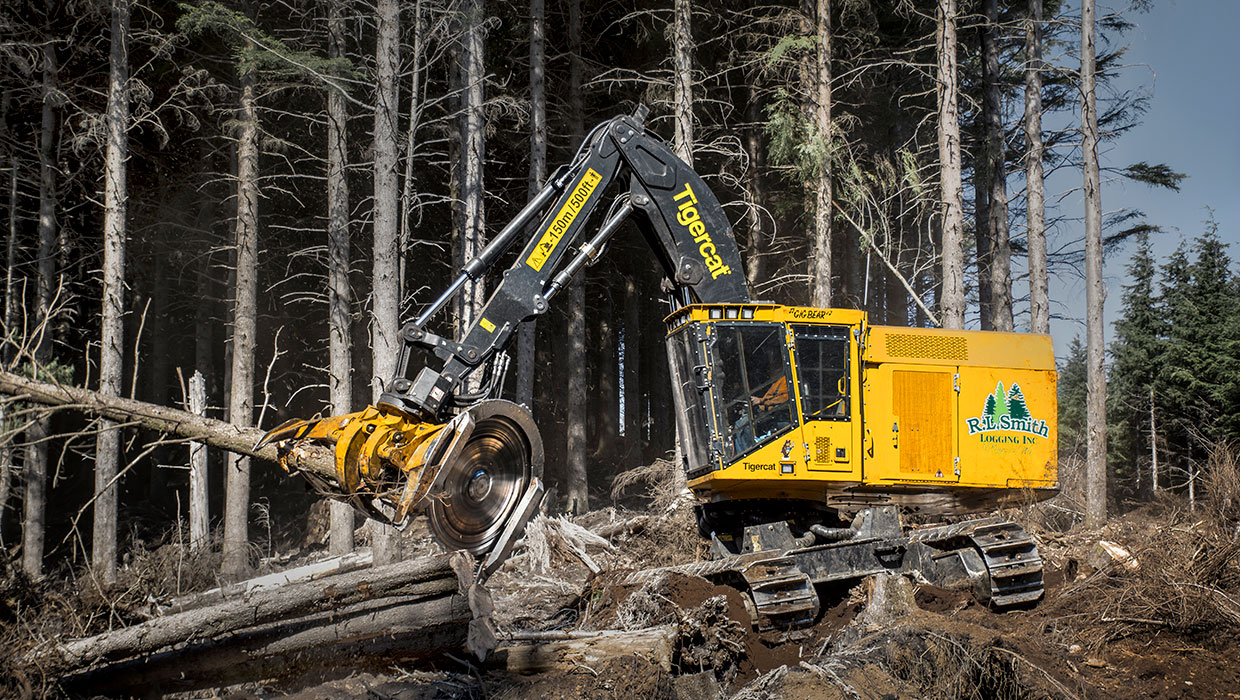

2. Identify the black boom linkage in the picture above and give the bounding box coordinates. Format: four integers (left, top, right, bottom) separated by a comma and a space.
378, 107, 751, 420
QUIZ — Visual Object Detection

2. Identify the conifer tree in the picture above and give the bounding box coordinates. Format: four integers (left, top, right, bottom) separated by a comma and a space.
1059, 336, 1088, 446
1108, 233, 1162, 492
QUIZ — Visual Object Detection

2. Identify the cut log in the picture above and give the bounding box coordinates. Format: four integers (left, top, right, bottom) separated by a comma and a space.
491, 625, 677, 674
0, 369, 337, 482
60, 593, 473, 695
46, 550, 471, 671
163, 548, 375, 614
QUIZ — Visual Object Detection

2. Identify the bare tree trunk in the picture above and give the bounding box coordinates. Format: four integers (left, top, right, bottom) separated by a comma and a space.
592, 307, 617, 471
0, 370, 336, 480
1081, 0, 1107, 529
51, 551, 467, 670
623, 277, 641, 463
92, 0, 130, 586
672, 0, 693, 166
458, 0, 486, 344
936, 0, 965, 329
810, 0, 832, 308
189, 371, 209, 551
1149, 385, 1158, 493
224, 55, 260, 578
743, 94, 768, 289
326, 0, 354, 557
516, 0, 546, 412
372, 0, 402, 565
1, 137, 16, 537
1024, 0, 1049, 334
399, 0, 425, 310
981, 0, 1012, 331
973, 150, 992, 330
24, 42, 59, 579
564, 0, 589, 515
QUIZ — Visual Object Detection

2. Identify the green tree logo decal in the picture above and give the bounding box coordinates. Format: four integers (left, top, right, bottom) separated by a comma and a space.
967, 381, 1047, 438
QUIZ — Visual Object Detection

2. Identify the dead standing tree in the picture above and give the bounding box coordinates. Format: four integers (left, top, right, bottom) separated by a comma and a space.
93, 0, 131, 587
936, 0, 966, 330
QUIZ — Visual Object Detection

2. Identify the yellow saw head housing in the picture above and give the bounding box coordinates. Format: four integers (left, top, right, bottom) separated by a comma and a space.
258, 399, 544, 557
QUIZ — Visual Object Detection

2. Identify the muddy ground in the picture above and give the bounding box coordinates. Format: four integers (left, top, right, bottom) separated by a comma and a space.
5, 487, 1240, 699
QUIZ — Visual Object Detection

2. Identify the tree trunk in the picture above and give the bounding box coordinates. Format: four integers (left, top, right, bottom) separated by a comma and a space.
564, 0, 589, 515
93, 0, 130, 586
399, 0, 425, 311
1024, 0, 1049, 334
1149, 385, 1158, 493
592, 303, 618, 472
973, 147, 992, 330
62, 594, 471, 695
51, 551, 470, 670
516, 0, 546, 412
981, 0, 1012, 331
327, 0, 354, 557
0, 370, 336, 482
742, 94, 768, 290
1081, 0, 1107, 529
188, 371, 209, 551
372, 0, 402, 565
224, 56, 260, 578
623, 278, 641, 463
810, 0, 832, 308
1, 139, 16, 539
493, 625, 676, 675
936, 0, 965, 329
672, 0, 693, 167
457, 0, 486, 346
24, 41, 59, 579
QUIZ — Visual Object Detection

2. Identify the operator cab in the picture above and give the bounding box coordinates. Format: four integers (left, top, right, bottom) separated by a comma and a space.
666, 304, 866, 502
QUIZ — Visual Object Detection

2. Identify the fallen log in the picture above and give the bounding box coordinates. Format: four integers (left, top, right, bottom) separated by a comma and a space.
45, 550, 471, 671
0, 368, 337, 482
491, 625, 677, 674
59, 592, 474, 695
162, 548, 375, 614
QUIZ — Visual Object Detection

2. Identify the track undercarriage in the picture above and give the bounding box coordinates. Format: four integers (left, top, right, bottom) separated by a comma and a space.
621, 505, 1044, 635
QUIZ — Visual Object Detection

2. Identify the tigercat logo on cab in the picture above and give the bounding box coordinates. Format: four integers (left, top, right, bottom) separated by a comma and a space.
744, 462, 777, 473
673, 183, 733, 279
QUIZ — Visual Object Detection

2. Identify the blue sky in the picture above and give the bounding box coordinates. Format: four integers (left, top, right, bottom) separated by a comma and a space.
1046, 0, 1240, 355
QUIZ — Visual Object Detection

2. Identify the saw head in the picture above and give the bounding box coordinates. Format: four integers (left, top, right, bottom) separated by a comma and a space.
427, 401, 543, 554
259, 399, 544, 560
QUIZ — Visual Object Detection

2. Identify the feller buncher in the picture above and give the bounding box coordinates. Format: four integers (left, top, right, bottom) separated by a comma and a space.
258, 107, 1057, 633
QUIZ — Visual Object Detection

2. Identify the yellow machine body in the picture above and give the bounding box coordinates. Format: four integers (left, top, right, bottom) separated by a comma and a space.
673, 304, 1058, 515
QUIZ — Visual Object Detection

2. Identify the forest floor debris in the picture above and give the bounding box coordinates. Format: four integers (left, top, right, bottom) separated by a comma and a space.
3, 479, 1240, 698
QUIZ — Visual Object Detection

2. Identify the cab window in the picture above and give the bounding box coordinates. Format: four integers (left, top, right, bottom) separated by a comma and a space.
712, 324, 797, 458
792, 325, 850, 421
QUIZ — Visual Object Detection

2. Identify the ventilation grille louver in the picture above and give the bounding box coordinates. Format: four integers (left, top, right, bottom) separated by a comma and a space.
885, 333, 968, 361
815, 437, 832, 464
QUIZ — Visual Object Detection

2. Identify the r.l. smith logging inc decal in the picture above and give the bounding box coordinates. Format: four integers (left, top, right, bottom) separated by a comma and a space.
965, 381, 1050, 441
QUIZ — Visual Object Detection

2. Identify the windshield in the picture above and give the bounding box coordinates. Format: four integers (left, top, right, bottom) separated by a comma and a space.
667, 327, 712, 476
712, 323, 797, 459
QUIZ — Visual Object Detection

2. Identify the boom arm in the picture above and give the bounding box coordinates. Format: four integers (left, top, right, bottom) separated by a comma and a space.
257, 108, 750, 559
379, 107, 751, 419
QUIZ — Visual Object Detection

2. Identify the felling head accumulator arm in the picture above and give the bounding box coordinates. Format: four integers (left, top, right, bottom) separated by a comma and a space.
378, 106, 751, 419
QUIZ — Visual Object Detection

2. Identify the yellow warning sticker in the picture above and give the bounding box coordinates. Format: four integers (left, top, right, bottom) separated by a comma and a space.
526, 168, 602, 272
479, 317, 496, 333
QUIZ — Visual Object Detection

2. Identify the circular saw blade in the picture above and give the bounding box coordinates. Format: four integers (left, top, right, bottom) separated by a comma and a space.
428, 401, 539, 554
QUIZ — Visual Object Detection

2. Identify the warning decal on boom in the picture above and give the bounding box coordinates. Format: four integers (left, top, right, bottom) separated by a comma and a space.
526, 168, 602, 272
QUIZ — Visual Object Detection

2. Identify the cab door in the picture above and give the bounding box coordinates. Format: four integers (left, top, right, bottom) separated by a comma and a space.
790, 324, 862, 479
